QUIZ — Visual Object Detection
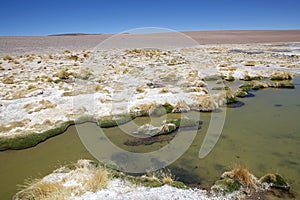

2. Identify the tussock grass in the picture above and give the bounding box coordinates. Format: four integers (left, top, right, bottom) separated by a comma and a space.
62, 84, 105, 96
23, 100, 57, 114
161, 169, 175, 185
270, 71, 293, 80
126, 48, 165, 57
55, 69, 75, 80
67, 55, 79, 61
140, 169, 186, 189
2, 76, 14, 84
172, 100, 190, 113
136, 85, 147, 93
15, 160, 110, 200
0, 120, 28, 133
16, 160, 189, 200
131, 102, 158, 116
232, 166, 257, 188
225, 90, 238, 104
15, 179, 64, 200
3, 55, 16, 62
191, 94, 219, 112
222, 165, 258, 188
159, 88, 169, 94
85, 168, 109, 192
244, 61, 256, 66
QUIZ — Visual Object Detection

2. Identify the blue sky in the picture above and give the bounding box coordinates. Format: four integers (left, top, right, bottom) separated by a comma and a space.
0, 0, 299, 36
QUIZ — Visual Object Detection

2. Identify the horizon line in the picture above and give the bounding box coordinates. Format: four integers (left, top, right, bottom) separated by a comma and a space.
1, 29, 300, 37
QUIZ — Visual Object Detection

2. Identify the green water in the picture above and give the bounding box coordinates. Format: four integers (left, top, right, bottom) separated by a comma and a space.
1, 79, 300, 199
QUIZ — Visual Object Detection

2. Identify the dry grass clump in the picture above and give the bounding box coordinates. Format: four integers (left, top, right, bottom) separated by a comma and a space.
159, 88, 169, 94
222, 165, 258, 188
193, 80, 207, 87
95, 84, 104, 92
143, 169, 175, 185
62, 84, 105, 97
0, 119, 30, 133
166, 57, 187, 66
27, 84, 36, 90
23, 100, 57, 114
2, 55, 14, 61
192, 95, 218, 112
187, 87, 208, 93
63, 50, 71, 54
252, 80, 270, 89
67, 55, 79, 61
228, 67, 237, 71
126, 48, 166, 57
244, 61, 256, 66
15, 160, 110, 200
55, 69, 75, 80
136, 84, 147, 93
130, 102, 159, 116
161, 169, 175, 185
219, 63, 228, 68
85, 168, 109, 192
2, 76, 14, 84
15, 179, 64, 200
172, 100, 190, 113
187, 70, 198, 82
270, 71, 293, 80
25, 54, 36, 62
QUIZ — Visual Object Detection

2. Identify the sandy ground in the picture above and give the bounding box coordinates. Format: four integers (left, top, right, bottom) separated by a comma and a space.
1, 30, 300, 56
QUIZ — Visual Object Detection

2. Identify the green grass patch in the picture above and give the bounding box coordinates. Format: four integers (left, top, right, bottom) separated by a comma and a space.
0, 121, 74, 151
98, 114, 135, 128
213, 178, 241, 194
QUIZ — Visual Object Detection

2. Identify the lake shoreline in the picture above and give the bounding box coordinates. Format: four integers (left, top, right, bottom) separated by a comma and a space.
1, 40, 300, 199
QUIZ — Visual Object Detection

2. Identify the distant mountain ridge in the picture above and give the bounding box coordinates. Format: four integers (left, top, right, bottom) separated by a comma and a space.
48, 33, 102, 36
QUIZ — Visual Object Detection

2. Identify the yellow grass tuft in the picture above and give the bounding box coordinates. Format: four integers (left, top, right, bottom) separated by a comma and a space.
231, 165, 258, 188
172, 100, 190, 113
159, 88, 169, 94
3, 55, 14, 61
131, 102, 158, 116
2, 76, 14, 84
85, 168, 109, 192
95, 84, 104, 92
0, 119, 30, 133
16, 179, 64, 200
244, 61, 256, 66
270, 71, 293, 80
23, 100, 57, 114
161, 170, 174, 185
15, 160, 110, 200
136, 85, 146, 93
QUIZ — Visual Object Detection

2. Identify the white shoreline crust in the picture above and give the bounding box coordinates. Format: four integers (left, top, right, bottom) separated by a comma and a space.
1, 43, 300, 139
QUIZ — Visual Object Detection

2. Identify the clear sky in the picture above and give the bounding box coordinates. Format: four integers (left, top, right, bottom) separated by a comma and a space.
0, 0, 299, 36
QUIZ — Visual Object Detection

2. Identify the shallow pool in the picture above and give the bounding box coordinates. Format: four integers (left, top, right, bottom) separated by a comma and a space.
1, 78, 300, 199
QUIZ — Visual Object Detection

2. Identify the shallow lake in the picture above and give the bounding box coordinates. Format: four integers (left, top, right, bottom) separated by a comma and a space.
1, 78, 300, 199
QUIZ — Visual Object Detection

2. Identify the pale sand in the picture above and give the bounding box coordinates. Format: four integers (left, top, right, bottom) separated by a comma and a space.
1, 30, 300, 56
